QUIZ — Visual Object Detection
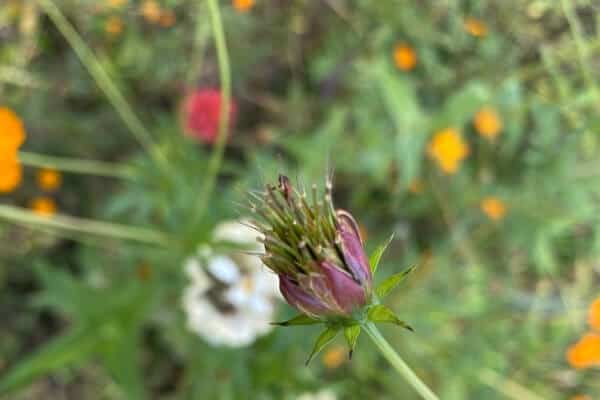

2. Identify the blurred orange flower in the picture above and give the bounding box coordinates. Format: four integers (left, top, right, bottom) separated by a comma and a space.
0, 107, 26, 156
36, 168, 62, 192
589, 297, 600, 331
0, 158, 22, 193
480, 197, 506, 221
570, 395, 591, 400
30, 197, 57, 217
409, 179, 423, 194
464, 17, 487, 37
136, 263, 153, 281
393, 43, 417, 71
566, 332, 600, 369
159, 10, 176, 27
105, 16, 124, 36
322, 345, 346, 369
107, 0, 128, 8
140, 0, 161, 23
427, 128, 469, 174
233, 0, 255, 12
474, 107, 502, 140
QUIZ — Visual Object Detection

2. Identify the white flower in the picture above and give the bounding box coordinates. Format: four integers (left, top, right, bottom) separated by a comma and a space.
182, 220, 280, 347
296, 389, 337, 400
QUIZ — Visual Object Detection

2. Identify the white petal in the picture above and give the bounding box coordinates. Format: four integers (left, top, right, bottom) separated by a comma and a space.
246, 296, 273, 315
224, 285, 251, 307
183, 259, 211, 290
207, 256, 241, 284
214, 220, 263, 248
252, 270, 281, 298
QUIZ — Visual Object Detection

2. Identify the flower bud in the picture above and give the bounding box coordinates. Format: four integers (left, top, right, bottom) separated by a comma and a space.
250, 175, 372, 318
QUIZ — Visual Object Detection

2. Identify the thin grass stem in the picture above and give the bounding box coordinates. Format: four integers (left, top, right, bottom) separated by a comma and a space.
19, 151, 135, 180
190, 0, 232, 227
0, 205, 169, 246
36, 0, 169, 172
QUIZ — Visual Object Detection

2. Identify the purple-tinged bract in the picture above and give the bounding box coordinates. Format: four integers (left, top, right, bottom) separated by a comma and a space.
250, 175, 372, 319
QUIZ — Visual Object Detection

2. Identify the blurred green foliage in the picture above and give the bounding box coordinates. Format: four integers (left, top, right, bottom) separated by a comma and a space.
1, 0, 600, 399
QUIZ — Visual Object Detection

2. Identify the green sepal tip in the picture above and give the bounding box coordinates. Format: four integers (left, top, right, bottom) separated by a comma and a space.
344, 325, 361, 360
369, 233, 395, 273
375, 265, 416, 299
271, 314, 321, 326
367, 304, 413, 332
305, 326, 340, 366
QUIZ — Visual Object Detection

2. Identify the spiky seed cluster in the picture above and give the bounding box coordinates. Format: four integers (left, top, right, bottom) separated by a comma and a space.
248, 175, 415, 366
250, 175, 347, 277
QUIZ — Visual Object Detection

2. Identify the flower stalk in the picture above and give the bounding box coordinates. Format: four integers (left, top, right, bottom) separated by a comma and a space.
362, 322, 439, 400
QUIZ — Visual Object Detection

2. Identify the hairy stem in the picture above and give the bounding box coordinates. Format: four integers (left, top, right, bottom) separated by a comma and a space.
362, 322, 439, 400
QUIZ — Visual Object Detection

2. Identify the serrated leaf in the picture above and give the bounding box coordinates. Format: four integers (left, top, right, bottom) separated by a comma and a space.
369, 233, 395, 273
271, 314, 321, 326
375, 265, 416, 299
344, 325, 361, 359
305, 326, 340, 366
367, 305, 413, 332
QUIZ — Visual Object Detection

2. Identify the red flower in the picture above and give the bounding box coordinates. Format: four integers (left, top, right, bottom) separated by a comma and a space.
182, 88, 237, 144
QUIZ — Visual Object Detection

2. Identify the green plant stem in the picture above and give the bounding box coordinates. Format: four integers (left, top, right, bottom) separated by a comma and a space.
362, 322, 439, 400
560, 0, 600, 104
0, 205, 169, 246
36, 0, 169, 172
428, 172, 481, 267
186, 2, 211, 87
479, 369, 545, 400
0, 65, 41, 88
19, 151, 135, 180
193, 0, 232, 224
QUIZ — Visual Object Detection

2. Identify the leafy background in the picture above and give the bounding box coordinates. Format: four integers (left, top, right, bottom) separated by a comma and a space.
1, 0, 600, 399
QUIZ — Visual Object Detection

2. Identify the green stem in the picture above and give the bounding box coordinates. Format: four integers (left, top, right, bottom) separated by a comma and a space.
192, 0, 232, 224
560, 0, 600, 104
0, 65, 41, 88
362, 322, 439, 400
0, 205, 169, 246
36, 0, 169, 172
186, 2, 211, 87
19, 151, 135, 180
479, 369, 545, 400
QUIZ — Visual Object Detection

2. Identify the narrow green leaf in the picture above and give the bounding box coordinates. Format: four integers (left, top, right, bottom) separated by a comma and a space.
375, 265, 416, 299
102, 329, 144, 400
271, 314, 321, 326
367, 305, 413, 332
369, 233, 395, 273
305, 326, 340, 365
344, 325, 361, 359
436, 82, 491, 127
375, 61, 428, 185
0, 326, 100, 394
